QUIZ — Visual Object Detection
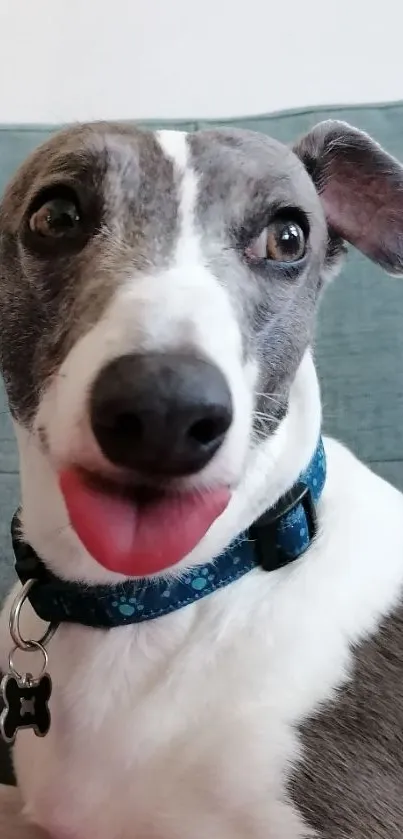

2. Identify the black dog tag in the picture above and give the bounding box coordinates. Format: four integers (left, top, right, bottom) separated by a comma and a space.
0, 671, 52, 744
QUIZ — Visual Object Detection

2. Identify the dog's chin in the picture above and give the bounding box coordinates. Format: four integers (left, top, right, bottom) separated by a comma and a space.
58, 465, 232, 578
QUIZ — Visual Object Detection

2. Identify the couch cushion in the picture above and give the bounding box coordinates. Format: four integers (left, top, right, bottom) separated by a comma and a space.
0, 102, 403, 608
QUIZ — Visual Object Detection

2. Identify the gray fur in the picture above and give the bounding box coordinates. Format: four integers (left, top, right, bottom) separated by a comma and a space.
294, 120, 403, 274
0, 122, 180, 423
188, 128, 329, 429
290, 600, 403, 838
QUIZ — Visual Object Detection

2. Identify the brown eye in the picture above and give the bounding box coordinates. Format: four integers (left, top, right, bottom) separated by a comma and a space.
29, 197, 81, 238
265, 219, 306, 262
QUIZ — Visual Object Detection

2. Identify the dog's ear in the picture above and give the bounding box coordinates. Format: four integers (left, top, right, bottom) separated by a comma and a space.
293, 120, 403, 275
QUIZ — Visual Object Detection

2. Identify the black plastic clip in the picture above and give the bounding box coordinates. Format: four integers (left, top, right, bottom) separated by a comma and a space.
249, 482, 317, 572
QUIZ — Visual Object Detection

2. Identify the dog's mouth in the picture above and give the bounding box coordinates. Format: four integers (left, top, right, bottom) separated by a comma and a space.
59, 468, 231, 577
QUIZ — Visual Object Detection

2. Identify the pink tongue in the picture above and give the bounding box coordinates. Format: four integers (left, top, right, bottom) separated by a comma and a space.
59, 470, 230, 577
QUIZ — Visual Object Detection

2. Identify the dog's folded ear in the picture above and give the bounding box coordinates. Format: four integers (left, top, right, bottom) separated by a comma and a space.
293, 120, 403, 275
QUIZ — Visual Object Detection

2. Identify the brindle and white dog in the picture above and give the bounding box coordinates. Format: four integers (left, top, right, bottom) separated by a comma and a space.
1, 120, 403, 839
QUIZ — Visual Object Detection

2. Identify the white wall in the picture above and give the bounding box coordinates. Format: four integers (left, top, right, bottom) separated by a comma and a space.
0, 0, 402, 124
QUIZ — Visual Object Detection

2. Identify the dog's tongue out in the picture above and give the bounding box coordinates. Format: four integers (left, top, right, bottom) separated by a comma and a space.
59, 470, 230, 576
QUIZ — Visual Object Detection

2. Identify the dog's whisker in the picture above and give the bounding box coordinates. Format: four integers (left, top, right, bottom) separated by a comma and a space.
251, 413, 278, 430
252, 409, 279, 427
254, 394, 285, 409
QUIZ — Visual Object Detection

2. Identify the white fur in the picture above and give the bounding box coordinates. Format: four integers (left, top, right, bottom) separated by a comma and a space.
2, 132, 403, 838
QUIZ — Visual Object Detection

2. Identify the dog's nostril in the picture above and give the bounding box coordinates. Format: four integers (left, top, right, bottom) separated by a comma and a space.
188, 417, 227, 446
96, 408, 143, 439
115, 412, 143, 440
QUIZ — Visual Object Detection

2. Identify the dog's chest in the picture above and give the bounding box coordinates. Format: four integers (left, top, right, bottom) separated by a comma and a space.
17, 585, 313, 838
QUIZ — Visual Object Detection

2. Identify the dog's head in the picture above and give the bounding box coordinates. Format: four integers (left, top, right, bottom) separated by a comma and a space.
1, 121, 402, 580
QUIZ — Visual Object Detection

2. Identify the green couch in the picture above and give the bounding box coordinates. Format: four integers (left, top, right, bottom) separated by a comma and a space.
1, 101, 403, 784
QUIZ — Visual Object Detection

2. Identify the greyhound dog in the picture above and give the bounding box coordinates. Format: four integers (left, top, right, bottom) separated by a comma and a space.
0, 120, 403, 838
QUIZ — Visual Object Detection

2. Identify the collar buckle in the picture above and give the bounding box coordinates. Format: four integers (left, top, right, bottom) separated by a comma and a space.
250, 481, 318, 572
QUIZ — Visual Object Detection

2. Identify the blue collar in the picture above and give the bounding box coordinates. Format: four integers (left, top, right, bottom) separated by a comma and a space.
13, 439, 326, 629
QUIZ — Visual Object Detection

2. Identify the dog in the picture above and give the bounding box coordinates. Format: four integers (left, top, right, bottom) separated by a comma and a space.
1, 118, 403, 839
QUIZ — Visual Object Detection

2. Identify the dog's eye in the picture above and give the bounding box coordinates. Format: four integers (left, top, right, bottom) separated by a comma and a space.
247, 218, 306, 263
266, 220, 306, 262
29, 197, 81, 238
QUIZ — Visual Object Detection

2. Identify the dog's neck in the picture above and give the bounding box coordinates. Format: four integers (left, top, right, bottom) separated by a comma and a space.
14, 352, 321, 586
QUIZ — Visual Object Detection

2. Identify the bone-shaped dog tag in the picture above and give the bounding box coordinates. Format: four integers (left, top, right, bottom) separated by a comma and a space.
0, 671, 52, 744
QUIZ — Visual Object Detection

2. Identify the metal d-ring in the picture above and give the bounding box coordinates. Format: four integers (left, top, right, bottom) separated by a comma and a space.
9, 579, 58, 652
8, 640, 49, 684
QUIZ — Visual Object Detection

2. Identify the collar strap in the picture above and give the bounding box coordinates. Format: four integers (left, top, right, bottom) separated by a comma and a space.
13, 439, 326, 629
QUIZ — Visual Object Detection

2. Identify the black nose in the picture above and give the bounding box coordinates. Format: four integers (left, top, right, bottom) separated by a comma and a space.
90, 353, 233, 477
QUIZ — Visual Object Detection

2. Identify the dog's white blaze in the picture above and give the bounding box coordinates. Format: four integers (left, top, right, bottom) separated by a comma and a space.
157, 130, 189, 170
157, 131, 201, 267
